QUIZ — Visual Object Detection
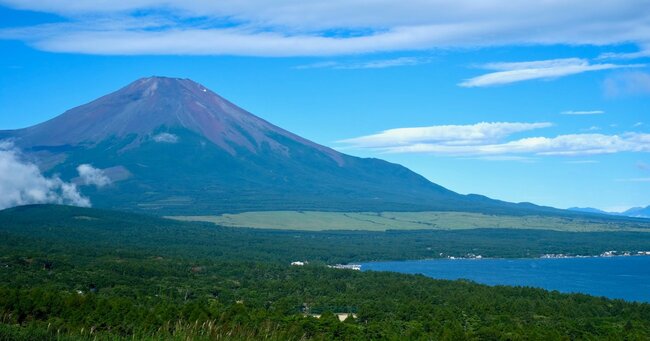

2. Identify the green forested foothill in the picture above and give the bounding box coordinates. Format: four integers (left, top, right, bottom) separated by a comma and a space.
0, 205, 649, 340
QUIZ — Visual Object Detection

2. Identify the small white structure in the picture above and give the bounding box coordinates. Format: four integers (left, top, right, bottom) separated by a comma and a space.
291, 261, 306, 266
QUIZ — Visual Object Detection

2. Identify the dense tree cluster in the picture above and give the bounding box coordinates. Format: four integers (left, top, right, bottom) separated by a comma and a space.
0, 205, 649, 340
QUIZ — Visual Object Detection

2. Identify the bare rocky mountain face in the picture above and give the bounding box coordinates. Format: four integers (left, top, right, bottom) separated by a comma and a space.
1, 77, 569, 215
11, 77, 343, 163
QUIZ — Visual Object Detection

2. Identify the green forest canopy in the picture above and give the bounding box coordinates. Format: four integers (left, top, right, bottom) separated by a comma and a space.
1, 204, 649, 340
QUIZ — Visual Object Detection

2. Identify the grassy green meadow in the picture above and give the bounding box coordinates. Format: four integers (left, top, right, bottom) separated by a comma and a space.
171, 210, 650, 232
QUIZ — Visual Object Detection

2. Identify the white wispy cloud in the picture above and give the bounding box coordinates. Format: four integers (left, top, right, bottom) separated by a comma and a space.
339, 122, 552, 148
76, 164, 111, 187
598, 47, 650, 60
386, 133, 650, 156
340, 123, 650, 158
459, 58, 645, 87
0, 141, 90, 209
296, 57, 431, 70
1, 1, 650, 56
561, 110, 604, 115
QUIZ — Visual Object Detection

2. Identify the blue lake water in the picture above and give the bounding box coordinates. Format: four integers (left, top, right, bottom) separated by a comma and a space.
361, 256, 650, 302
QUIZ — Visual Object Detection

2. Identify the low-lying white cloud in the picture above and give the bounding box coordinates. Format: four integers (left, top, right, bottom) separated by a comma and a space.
153, 132, 179, 143
459, 58, 644, 87
383, 133, 650, 156
76, 164, 111, 187
0, 141, 90, 210
339, 122, 552, 148
1, 1, 650, 56
561, 110, 604, 115
340, 123, 650, 158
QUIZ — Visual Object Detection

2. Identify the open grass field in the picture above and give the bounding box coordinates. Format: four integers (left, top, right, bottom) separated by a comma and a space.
170, 211, 650, 232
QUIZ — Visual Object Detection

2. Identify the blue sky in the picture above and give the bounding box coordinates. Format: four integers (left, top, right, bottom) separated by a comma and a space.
0, 1, 649, 211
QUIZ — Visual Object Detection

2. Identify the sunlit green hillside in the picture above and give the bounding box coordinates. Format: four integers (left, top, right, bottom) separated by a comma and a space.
172, 210, 650, 232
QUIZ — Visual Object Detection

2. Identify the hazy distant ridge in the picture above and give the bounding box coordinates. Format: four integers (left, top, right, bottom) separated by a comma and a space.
569, 206, 650, 219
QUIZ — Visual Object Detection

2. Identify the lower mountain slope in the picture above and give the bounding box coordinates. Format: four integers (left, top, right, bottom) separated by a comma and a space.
38, 127, 567, 216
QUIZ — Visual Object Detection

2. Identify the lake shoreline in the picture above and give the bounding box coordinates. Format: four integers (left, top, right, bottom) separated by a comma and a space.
363, 250, 650, 263
340, 252, 650, 271
361, 255, 650, 303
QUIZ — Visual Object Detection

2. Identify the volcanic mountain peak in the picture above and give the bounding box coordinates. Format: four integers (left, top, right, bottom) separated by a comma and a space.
0, 76, 576, 216
9, 77, 343, 163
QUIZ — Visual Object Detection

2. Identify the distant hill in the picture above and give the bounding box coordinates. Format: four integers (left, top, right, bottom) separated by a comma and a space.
569, 206, 650, 219
568, 207, 613, 215
0, 77, 627, 217
623, 206, 650, 218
